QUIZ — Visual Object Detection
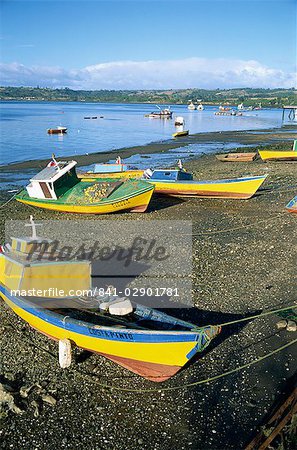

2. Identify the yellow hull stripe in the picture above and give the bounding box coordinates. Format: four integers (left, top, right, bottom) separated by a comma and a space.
150, 177, 266, 196
259, 151, 297, 161
16, 190, 153, 214
1, 294, 197, 367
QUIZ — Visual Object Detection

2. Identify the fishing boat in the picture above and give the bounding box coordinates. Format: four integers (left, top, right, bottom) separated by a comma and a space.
144, 166, 267, 199
253, 103, 262, 110
218, 105, 230, 112
285, 196, 297, 213
47, 126, 67, 134
0, 218, 221, 382
216, 152, 257, 162
146, 106, 172, 118
215, 110, 242, 116
197, 103, 204, 111
258, 151, 297, 161
172, 130, 189, 138
188, 101, 196, 110
78, 157, 144, 180
174, 116, 185, 126
15, 157, 154, 214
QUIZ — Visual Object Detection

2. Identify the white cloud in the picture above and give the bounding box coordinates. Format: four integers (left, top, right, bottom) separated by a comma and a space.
0, 57, 296, 89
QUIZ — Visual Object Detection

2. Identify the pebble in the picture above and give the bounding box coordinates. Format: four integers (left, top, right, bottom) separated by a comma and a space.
287, 320, 297, 332
276, 319, 287, 329
41, 394, 57, 406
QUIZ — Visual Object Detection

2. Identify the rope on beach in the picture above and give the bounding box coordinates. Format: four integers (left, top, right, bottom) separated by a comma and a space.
0, 190, 22, 208
75, 338, 297, 393
217, 303, 297, 328
177, 212, 294, 237
2, 302, 296, 393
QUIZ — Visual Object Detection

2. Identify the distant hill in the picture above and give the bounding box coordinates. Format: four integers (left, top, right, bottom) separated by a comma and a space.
0, 86, 296, 107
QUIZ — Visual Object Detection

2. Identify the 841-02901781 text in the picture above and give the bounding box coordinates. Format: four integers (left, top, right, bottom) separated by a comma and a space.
94, 286, 180, 297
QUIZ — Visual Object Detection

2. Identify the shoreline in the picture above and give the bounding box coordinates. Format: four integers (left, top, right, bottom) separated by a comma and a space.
1, 124, 296, 172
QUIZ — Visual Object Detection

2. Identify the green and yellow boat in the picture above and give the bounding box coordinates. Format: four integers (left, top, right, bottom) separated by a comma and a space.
16, 159, 154, 214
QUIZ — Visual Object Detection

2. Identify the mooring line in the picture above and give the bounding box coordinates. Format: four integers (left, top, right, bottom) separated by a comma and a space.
217, 303, 297, 328
176, 213, 293, 237
74, 338, 297, 393
2, 302, 296, 393
0, 190, 22, 208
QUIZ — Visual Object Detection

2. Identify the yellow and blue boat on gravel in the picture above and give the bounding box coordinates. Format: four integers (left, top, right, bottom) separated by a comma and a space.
0, 220, 221, 382
15, 159, 154, 214
286, 196, 297, 213
78, 159, 144, 180
144, 169, 268, 199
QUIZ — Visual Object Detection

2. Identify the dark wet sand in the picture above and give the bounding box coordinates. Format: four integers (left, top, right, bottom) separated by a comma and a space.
0, 134, 296, 449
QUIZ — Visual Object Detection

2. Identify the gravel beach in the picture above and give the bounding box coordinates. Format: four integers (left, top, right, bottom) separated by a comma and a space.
0, 132, 296, 449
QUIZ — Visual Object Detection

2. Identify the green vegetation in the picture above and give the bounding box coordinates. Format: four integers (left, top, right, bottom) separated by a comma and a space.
0, 86, 296, 107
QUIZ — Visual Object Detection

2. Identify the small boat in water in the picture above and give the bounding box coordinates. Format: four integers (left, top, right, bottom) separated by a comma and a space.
78, 157, 144, 180
47, 126, 67, 134
0, 219, 221, 382
215, 110, 242, 116
16, 157, 154, 214
216, 152, 257, 162
144, 166, 268, 198
174, 116, 185, 126
146, 106, 172, 118
286, 196, 297, 213
219, 105, 230, 112
188, 101, 196, 110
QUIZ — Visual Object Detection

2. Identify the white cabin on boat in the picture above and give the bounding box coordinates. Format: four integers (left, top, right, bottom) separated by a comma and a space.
188, 101, 196, 110
175, 116, 185, 126
26, 160, 78, 200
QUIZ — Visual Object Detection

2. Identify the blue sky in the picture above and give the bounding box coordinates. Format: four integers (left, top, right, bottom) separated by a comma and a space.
1, 0, 296, 89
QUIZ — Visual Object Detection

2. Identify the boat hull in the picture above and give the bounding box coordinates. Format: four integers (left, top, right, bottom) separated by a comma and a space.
47, 129, 67, 134
16, 189, 153, 214
78, 170, 144, 180
16, 182, 154, 214
172, 131, 189, 138
149, 175, 267, 199
216, 153, 257, 162
0, 286, 220, 382
286, 196, 297, 213
259, 151, 297, 161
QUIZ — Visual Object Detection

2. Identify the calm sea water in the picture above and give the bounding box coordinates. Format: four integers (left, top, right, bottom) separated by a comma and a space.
0, 101, 284, 166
